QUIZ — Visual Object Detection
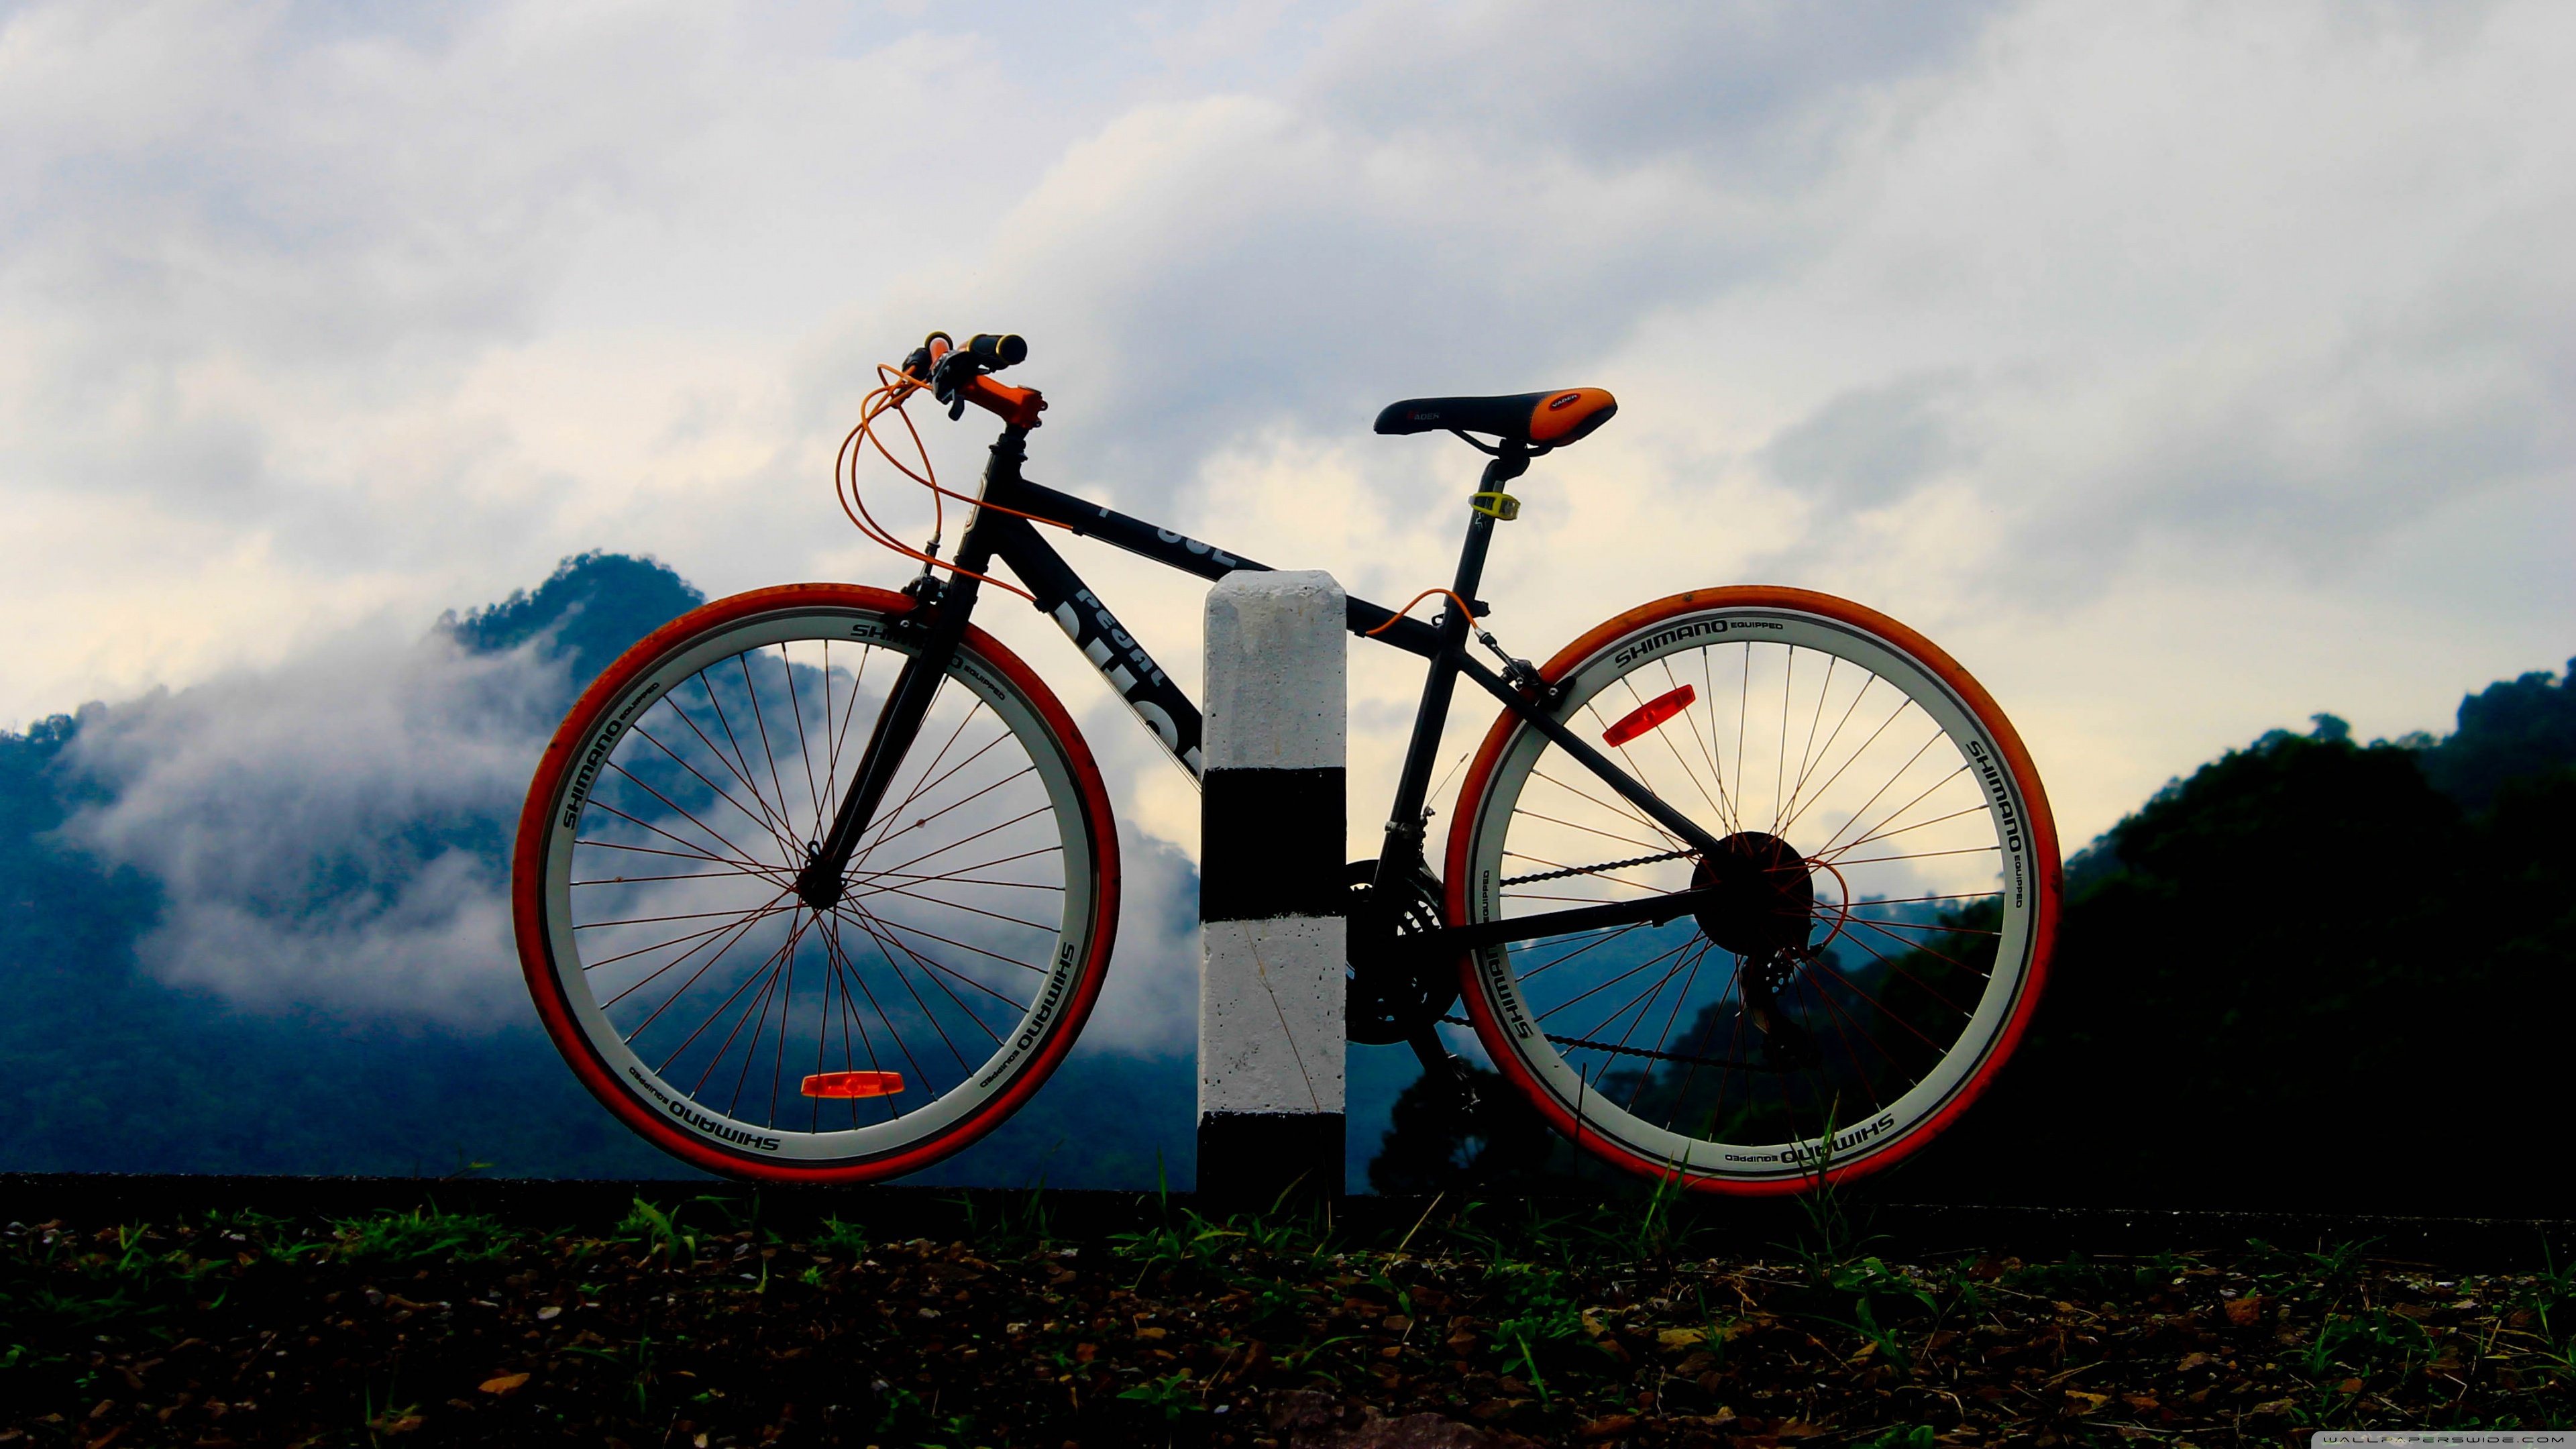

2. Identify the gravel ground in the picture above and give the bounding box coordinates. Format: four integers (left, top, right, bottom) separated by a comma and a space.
1, 1197, 2568, 1446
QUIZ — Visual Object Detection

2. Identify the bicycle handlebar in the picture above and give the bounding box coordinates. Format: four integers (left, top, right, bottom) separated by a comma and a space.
903, 331, 1026, 384
967, 333, 1028, 368
899, 329, 1047, 429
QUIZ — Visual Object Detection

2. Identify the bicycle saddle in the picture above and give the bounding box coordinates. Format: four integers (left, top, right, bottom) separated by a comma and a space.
1373, 387, 1618, 449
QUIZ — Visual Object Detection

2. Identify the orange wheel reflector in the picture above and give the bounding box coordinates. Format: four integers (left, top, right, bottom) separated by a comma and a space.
1601, 684, 1697, 747
799, 1071, 905, 1099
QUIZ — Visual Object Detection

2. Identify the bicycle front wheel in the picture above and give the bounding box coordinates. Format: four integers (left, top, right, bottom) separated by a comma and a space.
512, 583, 1118, 1182
1446, 587, 2057, 1193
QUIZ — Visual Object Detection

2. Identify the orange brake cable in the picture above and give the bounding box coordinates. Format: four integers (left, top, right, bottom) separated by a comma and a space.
833, 363, 1086, 602
1362, 588, 1480, 637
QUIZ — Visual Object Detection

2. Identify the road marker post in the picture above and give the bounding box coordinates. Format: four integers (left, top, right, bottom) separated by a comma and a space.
1197, 570, 1347, 1207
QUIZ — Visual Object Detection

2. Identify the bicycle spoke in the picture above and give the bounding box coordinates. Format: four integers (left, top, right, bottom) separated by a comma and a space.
1846, 914, 2001, 938
722, 930, 796, 1121
1581, 942, 1707, 1057
1510, 806, 1673, 857
699, 918, 804, 1104
851, 681, 981, 857
830, 908, 991, 1073
1778, 653, 1843, 827
1625, 943, 1714, 1112
574, 864, 782, 886
1796, 942, 1952, 1053
1823, 845, 2000, 867
1807, 727, 1951, 861
782, 646, 825, 835
855, 762, 1038, 868
852, 908, 1052, 979
1697, 647, 1743, 837
765, 936, 802, 1128
681, 674, 803, 849
600, 900, 789, 1006
1668, 654, 1743, 837
1836, 918, 1990, 999
852, 881, 1062, 935
1512, 922, 1653, 986
824, 641, 873, 806
736, 653, 801, 846
598, 760, 780, 877
627, 718, 802, 860
1776, 690, 1919, 840
1618, 664, 1733, 837
1829, 797, 1988, 856
583, 799, 773, 877
1528, 767, 1686, 851
665, 918, 801, 1084
815, 915, 934, 1116
1655, 955, 1746, 1132
1540, 936, 1700, 1040
1773, 647, 1795, 833
858, 804, 1056, 887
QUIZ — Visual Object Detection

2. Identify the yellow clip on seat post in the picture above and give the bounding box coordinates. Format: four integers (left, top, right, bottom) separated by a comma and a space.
1470, 491, 1521, 521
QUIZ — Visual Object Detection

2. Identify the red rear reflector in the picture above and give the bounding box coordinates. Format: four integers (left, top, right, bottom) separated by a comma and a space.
1601, 685, 1697, 747
800, 1071, 905, 1099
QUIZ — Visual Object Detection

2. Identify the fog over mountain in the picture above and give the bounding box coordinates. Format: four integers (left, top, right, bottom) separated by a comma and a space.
0, 553, 1238, 1183
59, 630, 560, 1022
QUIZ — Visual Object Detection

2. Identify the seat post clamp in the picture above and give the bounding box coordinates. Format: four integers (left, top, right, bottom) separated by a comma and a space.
1470, 491, 1521, 521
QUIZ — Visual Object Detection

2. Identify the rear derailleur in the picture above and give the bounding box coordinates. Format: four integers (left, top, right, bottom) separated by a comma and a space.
1739, 947, 1824, 1071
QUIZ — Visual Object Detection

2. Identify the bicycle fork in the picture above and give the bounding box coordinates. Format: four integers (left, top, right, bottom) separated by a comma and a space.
792, 482, 1013, 912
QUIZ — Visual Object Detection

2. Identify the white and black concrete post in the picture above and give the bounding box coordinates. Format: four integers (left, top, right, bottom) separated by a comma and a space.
1197, 570, 1346, 1208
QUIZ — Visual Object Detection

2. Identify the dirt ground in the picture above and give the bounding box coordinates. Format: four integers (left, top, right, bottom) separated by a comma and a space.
1, 1194, 2567, 1447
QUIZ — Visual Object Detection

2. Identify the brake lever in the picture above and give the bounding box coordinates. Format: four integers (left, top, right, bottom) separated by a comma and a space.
928, 350, 981, 419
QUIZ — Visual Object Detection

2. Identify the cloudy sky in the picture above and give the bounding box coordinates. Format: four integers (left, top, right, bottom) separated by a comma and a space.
6, 0, 2572, 1018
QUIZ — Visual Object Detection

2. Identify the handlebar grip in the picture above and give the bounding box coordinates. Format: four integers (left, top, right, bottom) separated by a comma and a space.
967, 333, 1028, 368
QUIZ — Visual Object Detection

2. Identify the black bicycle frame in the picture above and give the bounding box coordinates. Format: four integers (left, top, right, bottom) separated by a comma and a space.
799, 425, 1733, 959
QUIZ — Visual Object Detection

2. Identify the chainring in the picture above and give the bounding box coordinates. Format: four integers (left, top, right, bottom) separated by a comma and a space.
1344, 858, 1457, 1045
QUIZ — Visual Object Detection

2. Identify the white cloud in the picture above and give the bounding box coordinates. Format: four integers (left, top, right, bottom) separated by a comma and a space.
58, 627, 563, 1021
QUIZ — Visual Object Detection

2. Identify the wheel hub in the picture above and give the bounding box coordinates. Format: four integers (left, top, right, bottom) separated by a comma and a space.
795, 847, 845, 912
1688, 832, 1816, 956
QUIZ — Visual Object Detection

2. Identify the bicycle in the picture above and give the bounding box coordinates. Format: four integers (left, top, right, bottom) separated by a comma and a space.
511, 330, 2061, 1192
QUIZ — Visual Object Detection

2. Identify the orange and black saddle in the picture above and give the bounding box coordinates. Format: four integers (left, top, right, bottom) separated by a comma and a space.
1374, 387, 1617, 449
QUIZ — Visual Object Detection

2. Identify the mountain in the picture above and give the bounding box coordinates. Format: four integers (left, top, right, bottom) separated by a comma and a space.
0, 553, 1252, 1189
0, 557, 709, 1179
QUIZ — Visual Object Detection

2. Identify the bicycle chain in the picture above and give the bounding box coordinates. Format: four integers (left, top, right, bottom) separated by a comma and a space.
1500, 847, 1699, 887
1436, 1016, 1790, 1074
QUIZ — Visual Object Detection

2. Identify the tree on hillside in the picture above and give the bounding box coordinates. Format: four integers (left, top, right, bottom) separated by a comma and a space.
2418, 660, 2576, 808
443, 551, 705, 683
1888, 714, 2573, 1214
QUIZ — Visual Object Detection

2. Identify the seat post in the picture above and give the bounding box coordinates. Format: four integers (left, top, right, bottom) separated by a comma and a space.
1376, 445, 1533, 882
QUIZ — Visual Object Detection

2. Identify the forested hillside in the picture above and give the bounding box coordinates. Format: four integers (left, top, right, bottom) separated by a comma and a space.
1890, 676, 2575, 1215
0, 556, 706, 1179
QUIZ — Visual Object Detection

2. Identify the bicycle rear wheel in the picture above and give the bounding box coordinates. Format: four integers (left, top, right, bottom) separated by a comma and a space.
513, 583, 1118, 1181
1446, 587, 2057, 1193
